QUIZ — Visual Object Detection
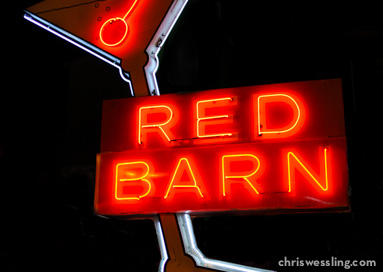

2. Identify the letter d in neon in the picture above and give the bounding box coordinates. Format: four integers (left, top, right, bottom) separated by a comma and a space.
256, 93, 306, 139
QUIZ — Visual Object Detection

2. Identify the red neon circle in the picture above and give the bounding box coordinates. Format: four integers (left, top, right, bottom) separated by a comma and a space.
100, 17, 128, 47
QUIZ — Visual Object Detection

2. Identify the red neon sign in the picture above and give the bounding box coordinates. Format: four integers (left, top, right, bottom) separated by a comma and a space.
95, 79, 349, 216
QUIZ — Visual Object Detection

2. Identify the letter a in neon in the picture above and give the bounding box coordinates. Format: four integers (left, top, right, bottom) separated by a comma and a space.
164, 158, 204, 199
221, 154, 264, 197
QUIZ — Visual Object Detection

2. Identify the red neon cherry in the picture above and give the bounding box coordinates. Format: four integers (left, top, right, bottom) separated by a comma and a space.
99, 0, 138, 47
100, 18, 128, 46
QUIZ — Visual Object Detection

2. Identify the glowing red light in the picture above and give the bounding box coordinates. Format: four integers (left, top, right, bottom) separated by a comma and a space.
99, 0, 139, 47
164, 157, 205, 199
95, 79, 349, 216
256, 93, 306, 139
286, 148, 331, 194
115, 161, 153, 200
196, 97, 235, 139
221, 154, 263, 197
138, 104, 177, 145
100, 18, 129, 47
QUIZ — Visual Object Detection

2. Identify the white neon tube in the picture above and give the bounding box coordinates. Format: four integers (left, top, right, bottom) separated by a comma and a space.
24, 0, 188, 97
153, 216, 169, 272
176, 214, 275, 272
144, 0, 189, 95
24, 12, 135, 96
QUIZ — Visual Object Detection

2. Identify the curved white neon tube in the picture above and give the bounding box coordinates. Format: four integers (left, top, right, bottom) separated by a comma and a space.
24, 0, 189, 96
24, 12, 135, 97
176, 214, 275, 272
144, 0, 189, 96
153, 216, 169, 272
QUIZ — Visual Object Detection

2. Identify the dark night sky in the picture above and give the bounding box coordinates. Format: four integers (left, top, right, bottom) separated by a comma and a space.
3, 1, 383, 271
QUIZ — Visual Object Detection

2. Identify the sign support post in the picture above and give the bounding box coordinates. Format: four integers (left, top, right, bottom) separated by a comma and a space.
159, 214, 206, 272
155, 214, 274, 272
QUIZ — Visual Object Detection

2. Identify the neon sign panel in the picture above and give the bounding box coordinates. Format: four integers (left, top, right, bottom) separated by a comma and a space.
95, 79, 349, 216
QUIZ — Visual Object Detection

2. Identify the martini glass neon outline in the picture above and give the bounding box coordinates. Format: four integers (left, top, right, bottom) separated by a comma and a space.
99, 0, 139, 46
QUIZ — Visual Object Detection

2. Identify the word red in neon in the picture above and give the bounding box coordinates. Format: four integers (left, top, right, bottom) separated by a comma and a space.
137, 93, 306, 145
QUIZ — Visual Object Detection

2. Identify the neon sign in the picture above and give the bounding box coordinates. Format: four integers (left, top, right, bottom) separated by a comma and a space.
24, 0, 189, 96
25, 3, 350, 270
95, 79, 349, 216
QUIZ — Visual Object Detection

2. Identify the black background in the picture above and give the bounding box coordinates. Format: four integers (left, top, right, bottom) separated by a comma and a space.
4, 0, 383, 271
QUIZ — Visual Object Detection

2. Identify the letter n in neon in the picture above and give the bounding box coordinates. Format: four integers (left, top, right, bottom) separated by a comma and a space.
286, 148, 331, 194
